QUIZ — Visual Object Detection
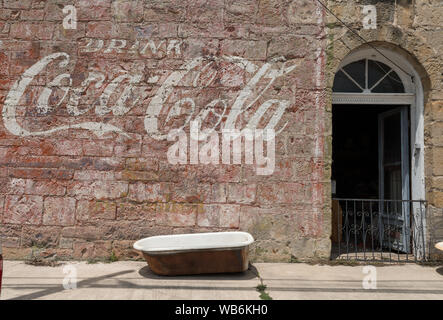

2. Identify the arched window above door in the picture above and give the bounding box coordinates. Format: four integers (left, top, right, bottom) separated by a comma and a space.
333, 59, 405, 94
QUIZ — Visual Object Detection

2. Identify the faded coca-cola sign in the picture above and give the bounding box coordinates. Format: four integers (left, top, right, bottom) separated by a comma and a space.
2, 52, 299, 140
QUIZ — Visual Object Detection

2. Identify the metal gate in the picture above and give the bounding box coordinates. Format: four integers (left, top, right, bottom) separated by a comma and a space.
331, 198, 427, 262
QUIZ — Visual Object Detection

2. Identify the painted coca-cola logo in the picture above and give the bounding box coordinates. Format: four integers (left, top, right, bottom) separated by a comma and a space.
2, 52, 299, 140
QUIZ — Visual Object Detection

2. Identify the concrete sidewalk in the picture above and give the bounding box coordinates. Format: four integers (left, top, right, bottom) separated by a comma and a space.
1, 261, 443, 300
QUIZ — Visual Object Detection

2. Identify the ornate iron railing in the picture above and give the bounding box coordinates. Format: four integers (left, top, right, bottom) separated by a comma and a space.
331, 198, 428, 263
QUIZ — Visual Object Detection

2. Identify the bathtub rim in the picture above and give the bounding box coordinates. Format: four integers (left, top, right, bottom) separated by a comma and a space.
133, 231, 254, 255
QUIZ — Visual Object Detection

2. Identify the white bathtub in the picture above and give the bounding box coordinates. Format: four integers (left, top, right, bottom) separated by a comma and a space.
133, 231, 254, 275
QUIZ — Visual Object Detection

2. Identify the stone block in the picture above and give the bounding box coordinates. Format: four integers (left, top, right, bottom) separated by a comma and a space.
43, 197, 76, 226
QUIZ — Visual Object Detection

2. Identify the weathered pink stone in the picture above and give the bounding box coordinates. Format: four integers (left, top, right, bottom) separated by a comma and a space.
76, 200, 116, 221
156, 203, 197, 227
198, 204, 240, 228
43, 197, 76, 226
3, 195, 43, 224
128, 182, 169, 202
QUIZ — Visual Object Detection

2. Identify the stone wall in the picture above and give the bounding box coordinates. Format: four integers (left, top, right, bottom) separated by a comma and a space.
0, 0, 330, 262
0, 0, 441, 262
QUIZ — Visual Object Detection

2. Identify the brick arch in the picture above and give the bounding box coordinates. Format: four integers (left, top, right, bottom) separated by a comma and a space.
326, 27, 434, 102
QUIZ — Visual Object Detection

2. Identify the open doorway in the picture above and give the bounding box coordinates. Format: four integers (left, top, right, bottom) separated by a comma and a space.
332, 104, 410, 201
329, 47, 427, 261
331, 104, 412, 255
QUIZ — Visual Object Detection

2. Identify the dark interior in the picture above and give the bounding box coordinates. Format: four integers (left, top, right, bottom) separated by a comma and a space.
331, 104, 404, 199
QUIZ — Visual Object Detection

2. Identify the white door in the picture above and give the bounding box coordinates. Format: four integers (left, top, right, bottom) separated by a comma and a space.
378, 106, 410, 253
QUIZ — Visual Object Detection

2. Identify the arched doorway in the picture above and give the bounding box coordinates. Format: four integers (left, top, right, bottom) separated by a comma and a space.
331, 47, 426, 260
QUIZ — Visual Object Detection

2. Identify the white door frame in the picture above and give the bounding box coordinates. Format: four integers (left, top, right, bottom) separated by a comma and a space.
331, 47, 426, 257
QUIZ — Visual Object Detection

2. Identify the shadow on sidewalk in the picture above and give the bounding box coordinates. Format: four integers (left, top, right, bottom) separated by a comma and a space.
138, 265, 257, 281
9, 270, 133, 300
